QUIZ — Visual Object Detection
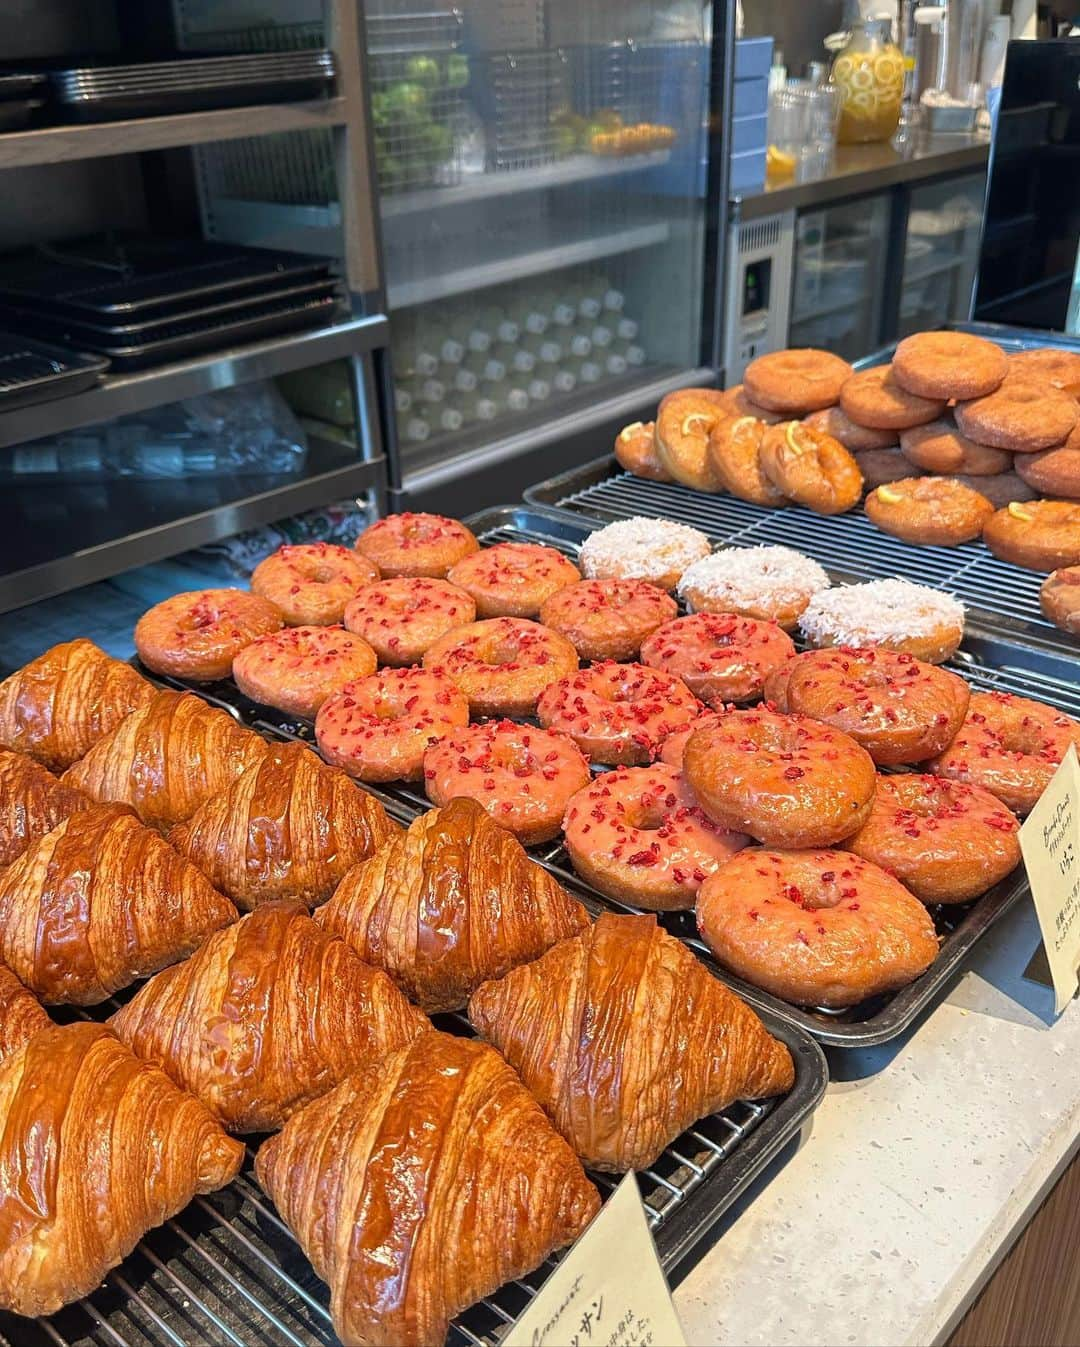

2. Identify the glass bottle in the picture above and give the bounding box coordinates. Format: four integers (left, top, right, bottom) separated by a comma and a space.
831, 18, 904, 144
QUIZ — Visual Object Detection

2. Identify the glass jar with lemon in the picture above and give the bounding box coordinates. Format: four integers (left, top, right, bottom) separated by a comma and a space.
831, 19, 904, 144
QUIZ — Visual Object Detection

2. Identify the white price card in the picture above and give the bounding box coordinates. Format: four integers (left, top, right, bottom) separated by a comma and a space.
1020, 743, 1080, 1016
503, 1172, 687, 1347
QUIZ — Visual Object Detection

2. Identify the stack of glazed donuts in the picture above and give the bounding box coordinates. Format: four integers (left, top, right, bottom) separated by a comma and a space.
613, 332, 1080, 638
131, 507, 1080, 1014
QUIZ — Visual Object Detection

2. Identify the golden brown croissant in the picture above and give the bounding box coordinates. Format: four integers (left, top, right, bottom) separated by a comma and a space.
316, 796, 591, 1012
256, 1030, 599, 1347
0, 747, 90, 866
0, 803, 237, 1005
469, 911, 796, 1172
168, 742, 400, 911
0, 637, 154, 771
0, 1021, 243, 1317
0, 962, 49, 1064
62, 689, 268, 830
111, 901, 430, 1132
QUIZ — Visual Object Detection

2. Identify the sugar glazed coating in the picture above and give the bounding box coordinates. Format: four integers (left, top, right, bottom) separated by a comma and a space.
446, 541, 581, 618
354, 512, 479, 578
134, 588, 284, 682
250, 542, 379, 626
232, 625, 377, 720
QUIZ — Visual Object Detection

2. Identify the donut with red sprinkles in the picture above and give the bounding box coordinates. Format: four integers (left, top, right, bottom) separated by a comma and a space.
250, 542, 378, 626
232, 624, 377, 721
640, 611, 795, 706
538, 578, 677, 662
354, 512, 479, 578
343, 577, 476, 665
422, 617, 578, 717
134, 588, 284, 682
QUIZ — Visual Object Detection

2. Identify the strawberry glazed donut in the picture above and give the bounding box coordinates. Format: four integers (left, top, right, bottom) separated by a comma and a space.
134, 588, 284, 682
423, 720, 589, 846
354, 512, 479, 579
844, 775, 1021, 904
232, 625, 377, 720
315, 666, 468, 783
538, 578, 677, 663
422, 617, 578, 718
536, 662, 702, 766
640, 612, 795, 706
446, 542, 581, 619
562, 763, 749, 911
657, 710, 725, 769
682, 708, 877, 848
927, 691, 1080, 815
249, 542, 378, 627
343, 577, 476, 666
762, 647, 970, 766
696, 849, 939, 1007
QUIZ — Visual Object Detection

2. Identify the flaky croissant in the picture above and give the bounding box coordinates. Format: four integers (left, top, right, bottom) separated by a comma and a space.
168, 742, 400, 911
111, 901, 429, 1132
316, 796, 590, 1012
0, 1021, 243, 1317
256, 1031, 599, 1347
62, 689, 268, 830
469, 911, 796, 1172
0, 803, 237, 1005
0, 748, 90, 866
0, 962, 49, 1065
0, 637, 153, 771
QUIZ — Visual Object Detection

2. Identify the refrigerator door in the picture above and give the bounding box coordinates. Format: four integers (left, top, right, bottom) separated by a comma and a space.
898, 172, 986, 339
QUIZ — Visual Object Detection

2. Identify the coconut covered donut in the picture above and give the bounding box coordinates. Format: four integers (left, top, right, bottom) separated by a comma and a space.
798, 578, 965, 665
696, 848, 939, 1007
578, 516, 711, 592
343, 577, 476, 665
677, 546, 830, 630
134, 588, 284, 682
538, 578, 677, 662
355, 512, 479, 578
562, 763, 749, 911
250, 542, 379, 627
422, 617, 578, 717
641, 612, 795, 706
232, 625, 377, 720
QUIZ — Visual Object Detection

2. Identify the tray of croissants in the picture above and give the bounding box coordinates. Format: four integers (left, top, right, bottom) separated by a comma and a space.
0, 546, 832, 1346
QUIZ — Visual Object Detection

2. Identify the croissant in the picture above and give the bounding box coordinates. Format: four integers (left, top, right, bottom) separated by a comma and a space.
256, 1030, 599, 1347
0, 748, 90, 866
111, 901, 430, 1132
0, 1021, 243, 1317
0, 637, 154, 772
62, 689, 268, 830
0, 962, 49, 1065
0, 803, 237, 1005
469, 911, 796, 1172
168, 742, 400, 911
316, 796, 591, 1012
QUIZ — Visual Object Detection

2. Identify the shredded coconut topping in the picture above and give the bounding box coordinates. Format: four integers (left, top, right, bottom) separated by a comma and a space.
678, 546, 830, 610
799, 578, 965, 645
579, 516, 711, 583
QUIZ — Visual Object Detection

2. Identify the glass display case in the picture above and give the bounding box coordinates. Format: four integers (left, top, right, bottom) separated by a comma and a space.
897, 173, 985, 338
788, 195, 889, 360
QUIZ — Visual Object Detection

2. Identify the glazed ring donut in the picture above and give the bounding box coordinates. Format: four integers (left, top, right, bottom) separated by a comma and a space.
954, 380, 1078, 453
853, 448, 915, 489
682, 707, 877, 848
538, 578, 677, 662
719, 384, 784, 424
899, 419, 1012, 476
562, 763, 749, 911
743, 348, 853, 414
134, 588, 284, 682
354, 512, 479, 579
798, 578, 965, 665
1041, 567, 1080, 636
422, 617, 578, 717
955, 472, 1037, 509
446, 542, 581, 619
641, 612, 795, 706
654, 388, 728, 491
677, 545, 830, 630
249, 542, 378, 627
760, 422, 864, 515
613, 420, 671, 481
1014, 426, 1080, 498
343, 577, 476, 665
314, 666, 468, 783
536, 662, 702, 765
844, 775, 1021, 905
839, 364, 946, 430
232, 625, 377, 720
657, 710, 725, 769
927, 690, 1080, 815
803, 405, 899, 452
695, 848, 939, 1008
1008, 347, 1080, 397
762, 646, 969, 766
892, 331, 1008, 401
865, 476, 994, 546
707, 416, 790, 506
577, 516, 711, 592
423, 720, 589, 846
982, 500, 1080, 572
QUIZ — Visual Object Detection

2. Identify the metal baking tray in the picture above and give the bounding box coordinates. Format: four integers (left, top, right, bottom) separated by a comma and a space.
0, 333, 108, 409
0, 97, 45, 131
0, 71, 47, 100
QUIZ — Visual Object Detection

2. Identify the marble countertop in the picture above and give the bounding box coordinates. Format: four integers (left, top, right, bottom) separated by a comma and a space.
674, 897, 1080, 1346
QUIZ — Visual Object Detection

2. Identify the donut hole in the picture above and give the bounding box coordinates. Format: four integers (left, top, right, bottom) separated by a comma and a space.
998, 721, 1050, 757
780, 878, 844, 911
483, 640, 525, 668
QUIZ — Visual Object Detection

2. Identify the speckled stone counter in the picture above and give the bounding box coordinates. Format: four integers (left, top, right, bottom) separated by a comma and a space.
674, 897, 1080, 1347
